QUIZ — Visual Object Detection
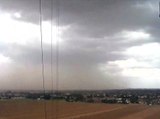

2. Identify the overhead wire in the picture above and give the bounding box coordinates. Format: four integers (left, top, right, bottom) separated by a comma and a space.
55, 0, 60, 118
159, 2, 160, 18
51, 0, 53, 98
39, 0, 60, 118
56, 0, 60, 99
50, 0, 60, 118
50, 0, 55, 118
39, 0, 47, 119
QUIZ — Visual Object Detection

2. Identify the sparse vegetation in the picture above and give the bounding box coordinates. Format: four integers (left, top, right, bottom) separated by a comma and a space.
0, 100, 160, 119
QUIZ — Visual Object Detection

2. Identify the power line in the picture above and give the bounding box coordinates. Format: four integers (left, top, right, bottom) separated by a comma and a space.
56, 0, 60, 97
55, 0, 60, 118
159, 2, 160, 18
51, 0, 53, 98
50, 0, 55, 119
39, 0, 47, 119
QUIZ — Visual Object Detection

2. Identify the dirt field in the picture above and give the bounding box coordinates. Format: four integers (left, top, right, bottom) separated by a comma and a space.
0, 100, 160, 119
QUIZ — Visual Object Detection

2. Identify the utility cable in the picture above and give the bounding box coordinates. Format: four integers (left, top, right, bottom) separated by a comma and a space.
55, 0, 60, 118
39, 0, 47, 119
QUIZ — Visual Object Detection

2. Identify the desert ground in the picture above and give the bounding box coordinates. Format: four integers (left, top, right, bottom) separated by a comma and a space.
0, 100, 160, 119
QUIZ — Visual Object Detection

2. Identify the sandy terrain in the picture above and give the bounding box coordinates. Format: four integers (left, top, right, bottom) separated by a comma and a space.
0, 100, 160, 119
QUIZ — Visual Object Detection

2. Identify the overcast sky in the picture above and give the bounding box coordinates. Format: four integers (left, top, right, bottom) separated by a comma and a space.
0, 0, 160, 90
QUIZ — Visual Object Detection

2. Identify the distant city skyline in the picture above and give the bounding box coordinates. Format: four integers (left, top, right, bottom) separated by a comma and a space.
0, 0, 160, 90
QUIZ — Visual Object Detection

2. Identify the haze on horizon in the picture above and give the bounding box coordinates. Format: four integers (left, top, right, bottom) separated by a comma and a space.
0, 0, 160, 90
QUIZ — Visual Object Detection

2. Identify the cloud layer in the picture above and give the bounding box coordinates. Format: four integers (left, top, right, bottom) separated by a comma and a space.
0, 0, 160, 90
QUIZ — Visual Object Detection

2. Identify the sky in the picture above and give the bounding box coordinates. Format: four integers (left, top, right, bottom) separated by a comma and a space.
0, 0, 160, 90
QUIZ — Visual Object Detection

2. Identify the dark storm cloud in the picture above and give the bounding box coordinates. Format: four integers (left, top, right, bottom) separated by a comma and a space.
58, 0, 159, 38
0, 0, 159, 40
